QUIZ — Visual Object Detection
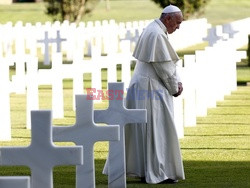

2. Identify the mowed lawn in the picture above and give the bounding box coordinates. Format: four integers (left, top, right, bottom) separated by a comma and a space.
0, 0, 250, 25
0, 75, 249, 188
0, 0, 250, 187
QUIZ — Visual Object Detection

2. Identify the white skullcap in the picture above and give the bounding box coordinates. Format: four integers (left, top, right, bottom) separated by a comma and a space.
162, 5, 181, 13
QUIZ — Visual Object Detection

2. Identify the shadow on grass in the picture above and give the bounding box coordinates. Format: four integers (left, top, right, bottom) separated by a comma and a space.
97, 159, 250, 188
0, 159, 249, 188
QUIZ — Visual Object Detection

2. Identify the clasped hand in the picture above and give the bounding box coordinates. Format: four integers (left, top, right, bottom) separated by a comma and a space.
173, 82, 183, 97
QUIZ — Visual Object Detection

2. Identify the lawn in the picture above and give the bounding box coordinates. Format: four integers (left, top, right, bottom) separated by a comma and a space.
0, 75, 249, 188
1, 0, 250, 25
0, 0, 250, 187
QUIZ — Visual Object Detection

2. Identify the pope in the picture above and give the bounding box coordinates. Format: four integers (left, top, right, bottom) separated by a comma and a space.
125, 4, 185, 184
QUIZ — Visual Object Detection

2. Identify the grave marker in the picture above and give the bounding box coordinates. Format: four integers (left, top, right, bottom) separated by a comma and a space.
0, 57, 11, 141
0, 176, 30, 188
25, 23, 38, 56
11, 54, 27, 94
51, 53, 64, 118
173, 60, 184, 138
37, 31, 51, 65
37, 31, 65, 65
2, 22, 13, 57
183, 55, 197, 127
0, 110, 83, 188
51, 30, 67, 53
94, 82, 147, 188
38, 53, 64, 118
195, 50, 208, 117
203, 26, 226, 46
14, 21, 25, 55
222, 23, 238, 38
26, 56, 39, 129
53, 95, 120, 188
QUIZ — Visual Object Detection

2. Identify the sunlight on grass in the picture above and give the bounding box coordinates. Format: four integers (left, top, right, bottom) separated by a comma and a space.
1, 0, 250, 24
1, 79, 250, 187
0, 1, 250, 186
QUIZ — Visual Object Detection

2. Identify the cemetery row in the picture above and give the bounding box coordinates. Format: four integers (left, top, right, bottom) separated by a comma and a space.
0, 17, 249, 188
0, 33, 247, 141
0, 17, 249, 143
205, 17, 250, 48
0, 17, 249, 61
0, 38, 246, 187
0, 18, 209, 61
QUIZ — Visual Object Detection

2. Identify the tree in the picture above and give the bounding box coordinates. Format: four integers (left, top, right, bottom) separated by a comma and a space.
151, 0, 210, 20
44, 0, 98, 24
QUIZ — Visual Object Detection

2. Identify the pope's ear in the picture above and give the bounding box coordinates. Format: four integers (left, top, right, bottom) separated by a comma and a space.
165, 14, 172, 20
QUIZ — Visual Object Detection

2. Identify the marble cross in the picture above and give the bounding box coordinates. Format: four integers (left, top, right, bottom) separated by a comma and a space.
26, 56, 39, 129
173, 60, 184, 139
38, 53, 64, 119
37, 31, 51, 65
222, 23, 238, 38
195, 50, 208, 117
183, 55, 197, 127
203, 27, 222, 46
37, 30, 65, 65
51, 53, 64, 118
0, 176, 30, 188
14, 21, 25, 55
0, 57, 11, 141
94, 82, 147, 188
11, 54, 27, 94
51, 30, 67, 53
53, 95, 120, 188
0, 110, 83, 188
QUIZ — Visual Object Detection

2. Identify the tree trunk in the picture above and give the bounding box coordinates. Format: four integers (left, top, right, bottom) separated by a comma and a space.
75, 0, 86, 25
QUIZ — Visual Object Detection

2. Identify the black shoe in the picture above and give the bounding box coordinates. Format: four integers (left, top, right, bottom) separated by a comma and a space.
159, 179, 178, 184
140, 177, 146, 183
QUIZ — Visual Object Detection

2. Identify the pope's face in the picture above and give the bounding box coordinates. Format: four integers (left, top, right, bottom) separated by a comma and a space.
166, 13, 183, 34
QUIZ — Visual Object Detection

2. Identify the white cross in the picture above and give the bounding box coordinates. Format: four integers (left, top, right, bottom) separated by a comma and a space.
203, 26, 226, 46
51, 30, 67, 53
0, 176, 30, 188
38, 53, 64, 118
11, 54, 27, 94
183, 55, 197, 127
26, 56, 39, 129
37, 31, 52, 65
37, 31, 65, 65
0, 57, 11, 141
0, 110, 83, 188
53, 95, 120, 188
94, 82, 147, 188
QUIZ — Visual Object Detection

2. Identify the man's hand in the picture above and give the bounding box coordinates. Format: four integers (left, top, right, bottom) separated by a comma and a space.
173, 82, 183, 97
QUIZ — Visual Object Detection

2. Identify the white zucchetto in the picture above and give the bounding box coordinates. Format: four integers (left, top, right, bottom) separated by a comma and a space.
162, 5, 181, 13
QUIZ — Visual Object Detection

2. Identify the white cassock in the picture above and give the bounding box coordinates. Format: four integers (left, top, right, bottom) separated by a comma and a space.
125, 19, 185, 184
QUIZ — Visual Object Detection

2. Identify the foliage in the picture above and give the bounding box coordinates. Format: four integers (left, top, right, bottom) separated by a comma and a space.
44, 0, 98, 23
150, 0, 211, 19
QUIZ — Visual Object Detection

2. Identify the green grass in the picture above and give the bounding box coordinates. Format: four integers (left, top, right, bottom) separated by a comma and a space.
237, 60, 250, 85
0, 1, 162, 24
2, 0, 250, 83
1, 74, 250, 187
196, 0, 250, 25
0, 2, 50, 24
1, 0, 250, 25
0, 0, 250, 187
